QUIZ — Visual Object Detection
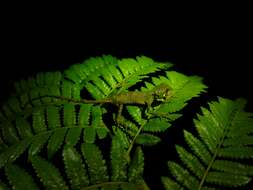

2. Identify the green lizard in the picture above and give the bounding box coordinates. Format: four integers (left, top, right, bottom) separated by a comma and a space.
28, 83, 172, 124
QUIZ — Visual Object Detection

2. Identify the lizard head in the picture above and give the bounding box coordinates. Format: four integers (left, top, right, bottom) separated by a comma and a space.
152, 83, 172, 102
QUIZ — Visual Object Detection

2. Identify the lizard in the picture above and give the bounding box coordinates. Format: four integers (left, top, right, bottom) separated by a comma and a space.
27, 83, 172, 124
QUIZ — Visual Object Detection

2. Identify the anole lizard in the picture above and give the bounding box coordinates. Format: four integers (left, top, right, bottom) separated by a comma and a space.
27, 83, 172, 123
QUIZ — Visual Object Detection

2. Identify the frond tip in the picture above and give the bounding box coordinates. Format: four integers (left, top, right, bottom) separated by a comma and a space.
163, 97, 253, 190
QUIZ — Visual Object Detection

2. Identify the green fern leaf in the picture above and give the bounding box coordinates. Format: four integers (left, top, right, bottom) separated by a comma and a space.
0, 139, 32, 169
47, 128, 68, 159
143, 118, 171, 132
111, 136, 128, 181
78, 104, 92, 126
162, 176, 183, 190
64, 55, 116, 85
28, 132, 51, 156
112, 126, 131, 149
85, 82, 106, 100
15, 116, 33, 139
223, 135, 253, 146
46, 106, 61, 129
154, 71, 207, 113
126, 105, 144, 125
117, 56, 172, 91
99, 67, 117, 89
6, 97, 22, 113
206, 171, 251, 187
72, 84, 81, 99
5, 164, 38, 190
63, 146, 89, 189
61, 80, 73, 98
1, 104, 14, 120
168, 161, 199, 189
64, 65, 83, 84
212, 160, 253, 176
32, 107, 47, 133
90, 76, 111, 95
81, 143, 109, 184
116, 118, 139, 138
29, 88, 41, 106
31, 155, 69, 189
218, 146, 253, 158
135, 133, 161, 146
83, 127, 96, 143
63, 104, 76, 126
65, 127, 82, 147
64, 64, 86, 84
164, 98, 253, 189
128, 147, 144, 183
96, 127, 108, 139
91, 105, 104, 127
107, 63, 123, 83
1, 122, 19, 145
184, 130, 212, 165
176, 145, 205, 179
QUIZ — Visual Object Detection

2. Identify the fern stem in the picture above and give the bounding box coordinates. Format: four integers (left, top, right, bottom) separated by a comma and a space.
80, 181, 129, 190
126, 122, 144, 156
198, 108, 238, 189
31, 95, 112, 105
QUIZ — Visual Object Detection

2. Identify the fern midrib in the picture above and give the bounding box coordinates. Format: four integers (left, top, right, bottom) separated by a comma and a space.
80, 181, 129, 190
198, 107, 239, 190
126, 107, 160, 156
1, 126, 104, 155
127, 80, 190, 155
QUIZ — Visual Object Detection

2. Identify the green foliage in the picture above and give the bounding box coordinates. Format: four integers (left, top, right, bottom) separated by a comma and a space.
162, 98, 253, 190
0, 55, 251, 189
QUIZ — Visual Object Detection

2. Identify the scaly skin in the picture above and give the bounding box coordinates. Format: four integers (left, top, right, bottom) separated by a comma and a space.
27, 83, 172, 124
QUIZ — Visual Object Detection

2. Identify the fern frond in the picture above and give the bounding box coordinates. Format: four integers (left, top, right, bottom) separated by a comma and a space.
81, 143, 109, 184
64, 55, 117, 85
46, 106, 61, 129
31, 155, 69, 189
128, 147, 144, 183
152, 71, 207, 114
162, 176, 184, 190
15, 116, 33, 138
111, 136, 128, 181
126, 105, 145, 126
117, 56, 172, 92
5, 164, 38, 190
81, 56, 171, 99
28, 132, 51, 156
32, 107, 47, 133
63, 146, 89, 189
63, 104, 76, 126
47, 128, 68, 159
1, 103, 108, 168
135, 133, 161, 146
65, 127, 82, 147
143, 118, 171, 132
78, 104, 92, 126
168, 161, 199, 189
0, 121, 19, 145
112, 126, 131, 148
0, 139, 32, 168
163, 98, 253, 189
83, 127, 96, 143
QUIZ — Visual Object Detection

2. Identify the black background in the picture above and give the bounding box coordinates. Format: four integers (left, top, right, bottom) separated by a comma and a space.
1, 11, 253, 190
